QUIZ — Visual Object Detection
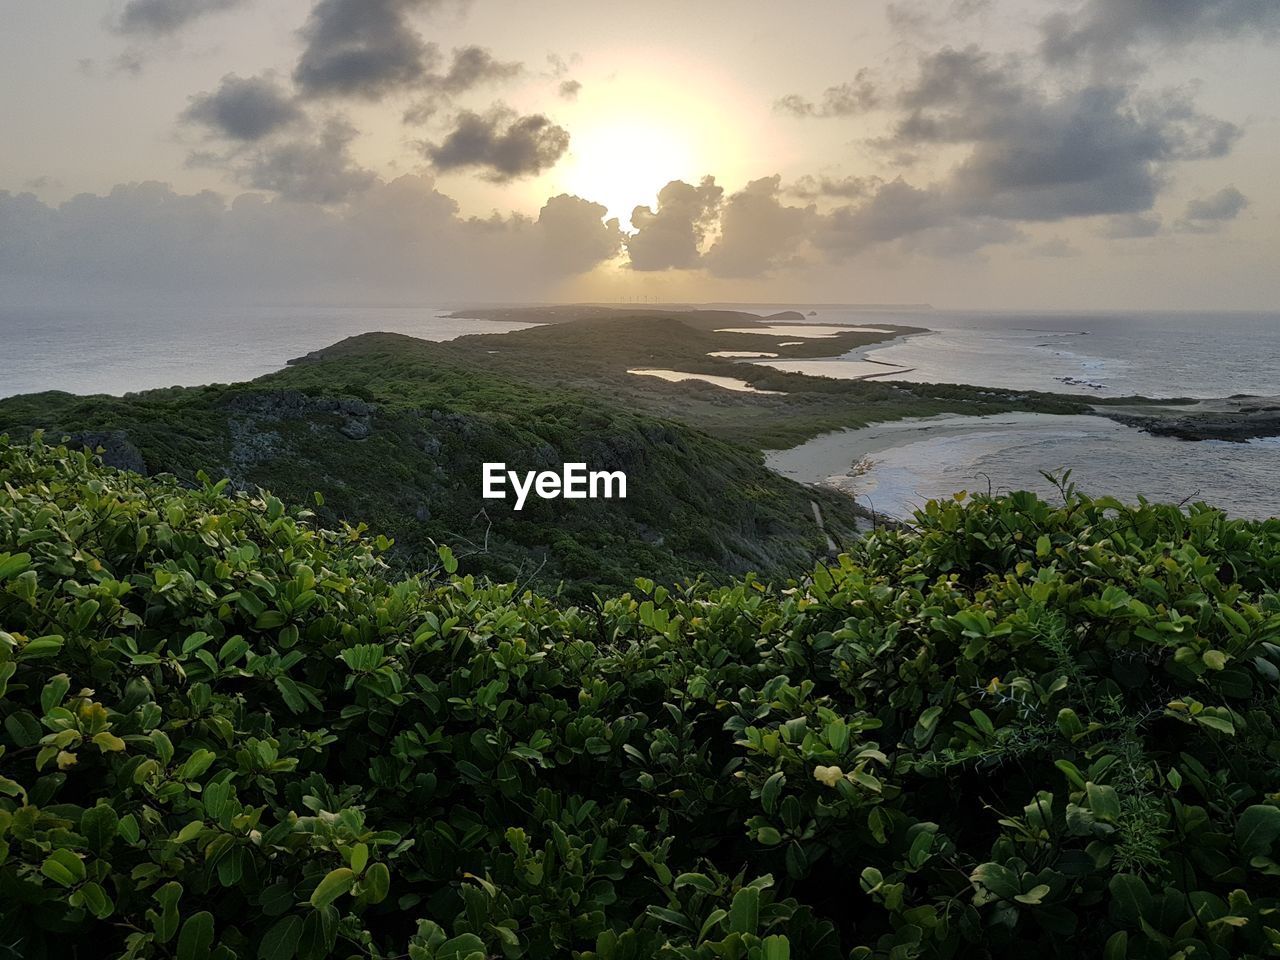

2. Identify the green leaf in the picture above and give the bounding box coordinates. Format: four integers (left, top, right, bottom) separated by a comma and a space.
40, 848, 86, 888
298, 907, 338, 960
1202, 649, 1227, 670
727, 885, 760, 935
1103, 930, 1128, 960
258, 914, 303, 960
81, 803, 119, 853
363, 862, 390, 904
1015, 883, 1051, 905
19, 635, 64, 660
79, 881, 113, 919
1236, 805, 1280, 858
0, 551, 32, 580
436, 934, 487, 960
177, 911, 216, 960
308, 867, 355, 910
762, 935, 791, 960
760, 771, 785, 813
673, 872, 716, 894
1108, 874, 1151, 925
970, 862, 1020, 900
40, 674, 71, 714
181, 749, 216, 780
1086, 782, 1122, 822
1195, 714, 1236, 735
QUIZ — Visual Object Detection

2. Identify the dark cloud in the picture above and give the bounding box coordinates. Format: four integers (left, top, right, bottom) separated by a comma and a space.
294, 0, 442, 100
814, 179, 951, 254
436, 46, 522, 93
182, 74, 304, 142
1184, 185, 1248, 221
0, 176, 620, 305
1042, 0, 1280, 68
423, 107, 569, 181
625, 177, 723, 271
882, 46, 1239, 222
114, 0, 247, 36
558, 79, 582, 101
402, 46, 525, 124
775, 71, 878, 118
703, 177, 814, 278
1098, 213, 1163, 238
534, 195, 623, 273
236, 119, 376, 204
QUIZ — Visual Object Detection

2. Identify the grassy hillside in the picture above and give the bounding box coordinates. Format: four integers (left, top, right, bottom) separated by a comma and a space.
0, 332, 872, 596
2, 441, 1279, 959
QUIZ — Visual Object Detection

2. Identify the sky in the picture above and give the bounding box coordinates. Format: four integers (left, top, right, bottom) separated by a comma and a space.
1, 0, 1277, 309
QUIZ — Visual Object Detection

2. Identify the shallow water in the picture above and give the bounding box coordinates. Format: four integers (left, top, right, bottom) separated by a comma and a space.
716, 324, 895, 338
733, 308, 1280, 400
767, 413, 1280, 520
628, 368, 783, 394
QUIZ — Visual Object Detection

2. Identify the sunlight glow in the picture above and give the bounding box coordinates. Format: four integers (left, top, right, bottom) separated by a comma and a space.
549, 63, 746, 226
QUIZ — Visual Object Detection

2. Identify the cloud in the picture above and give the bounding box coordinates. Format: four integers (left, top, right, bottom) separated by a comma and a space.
787, 174, 879, 200
703, 177, 814, 278
402, 46, 525, 123
534, 195, 623, 273
558, 79, 582, 100
113, 0, 247, 36
1098, 213, 1163, 238
775, 71, 878, 117
1184, 185, 1248, 221
233, 118, 377, 203
625, 177, 723, 271
294, 0, 442, 100
1176, 185, 1249, 233
886, 0, 991, 38
1042, 0, 1280, 68
1028, 237, 1082, 258
435, 45, 522, 93
0, 176, 621, 306
423, 107, 569, 181
182, 74, 305, 141
882, 46, 1239, 222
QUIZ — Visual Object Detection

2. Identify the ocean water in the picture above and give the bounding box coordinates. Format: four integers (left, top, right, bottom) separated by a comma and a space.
728, 306, 1279, 519
748, 308, 1280, 399
0, 305, 534, 399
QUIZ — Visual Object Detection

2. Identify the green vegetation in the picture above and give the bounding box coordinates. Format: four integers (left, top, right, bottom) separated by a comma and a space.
0, 311, 1095, 594
3, 440, 1279, 959
0, 329, 869, 596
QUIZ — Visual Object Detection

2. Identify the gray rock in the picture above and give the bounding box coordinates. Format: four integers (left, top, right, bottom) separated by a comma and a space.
340, 419, 372, 440
67, 430, 147, 475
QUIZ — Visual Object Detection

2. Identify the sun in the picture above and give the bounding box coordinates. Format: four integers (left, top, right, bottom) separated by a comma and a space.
558, 116, 703, 226
547, 63, 745, 227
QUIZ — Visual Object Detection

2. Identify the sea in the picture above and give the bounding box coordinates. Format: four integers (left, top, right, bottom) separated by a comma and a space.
0, 305, 535, 399
2, 304, 1278, 519
729, 306, 1280, 521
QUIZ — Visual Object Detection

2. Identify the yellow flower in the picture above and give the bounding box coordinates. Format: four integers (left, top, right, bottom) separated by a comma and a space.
813, 765, 844, 787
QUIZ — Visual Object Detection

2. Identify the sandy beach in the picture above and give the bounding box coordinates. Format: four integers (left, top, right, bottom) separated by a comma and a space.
765, 411, 1280, 521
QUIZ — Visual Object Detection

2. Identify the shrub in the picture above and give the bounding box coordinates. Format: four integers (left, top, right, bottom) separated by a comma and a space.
1, 439, 1278, 959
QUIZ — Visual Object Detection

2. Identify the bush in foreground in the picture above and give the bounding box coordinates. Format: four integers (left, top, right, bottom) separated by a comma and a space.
1, 438, 1279, 959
